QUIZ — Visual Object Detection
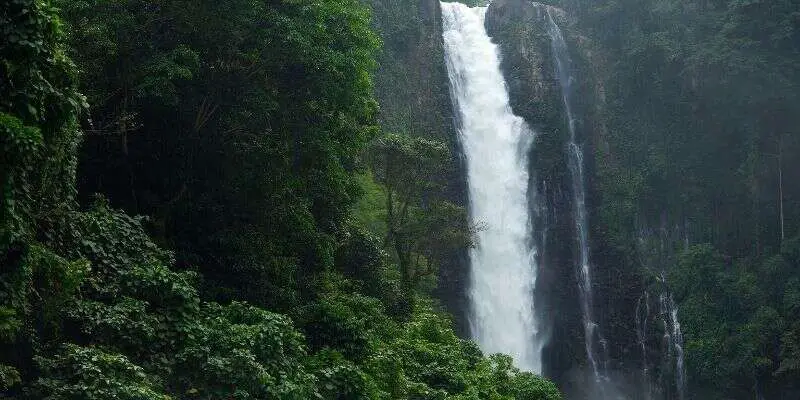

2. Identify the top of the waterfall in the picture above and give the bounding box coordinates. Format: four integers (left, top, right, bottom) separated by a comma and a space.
485, 0, 570, 25
530, 1, 568, 23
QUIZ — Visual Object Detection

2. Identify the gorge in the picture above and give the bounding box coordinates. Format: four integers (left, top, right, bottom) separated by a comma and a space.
3, 0, 799, 398
440, 0, 629, 397
376, 0, 800, 399
409, 0, 794, 398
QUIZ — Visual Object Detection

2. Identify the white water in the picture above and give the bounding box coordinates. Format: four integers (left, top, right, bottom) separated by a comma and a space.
544, 8, 609, 383
635, 291, 652, 400
636, 226, 690, 399
441, 2, 542, 372
671, 302, 686, 400
659, 274, 686, 400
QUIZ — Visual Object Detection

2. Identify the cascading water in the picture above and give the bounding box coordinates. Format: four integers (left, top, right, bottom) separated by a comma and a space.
671, 301, 686, 400
441, 1, 543, 372
638, 226, 689, 399
659, 274, 686, 400
544, 8, 609, 383
635, 291, 652, 400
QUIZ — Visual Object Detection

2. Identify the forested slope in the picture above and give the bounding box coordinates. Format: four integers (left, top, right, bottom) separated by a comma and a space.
0, 0, 560, 398
543, 0, 800, 398
6, 0, 798, 398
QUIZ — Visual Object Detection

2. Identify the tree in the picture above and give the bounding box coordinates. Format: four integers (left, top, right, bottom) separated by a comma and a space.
1, 0, 86, 390
56, 0, 381, 311
1, 2, 564, 399
367, 133, 474, 296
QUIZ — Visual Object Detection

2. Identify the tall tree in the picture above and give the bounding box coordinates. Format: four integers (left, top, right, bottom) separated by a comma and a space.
367, 133, 474, 296
57, 0, 381, 310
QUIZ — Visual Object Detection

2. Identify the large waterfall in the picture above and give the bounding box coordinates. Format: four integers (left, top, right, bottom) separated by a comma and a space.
441, 2, 543, 372
544, 8, 609, 384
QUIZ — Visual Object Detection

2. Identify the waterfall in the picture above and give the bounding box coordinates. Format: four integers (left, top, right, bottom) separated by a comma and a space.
637, 226, 689, 399
544, 8, 608, 382
635, 291, 652, 400
659, 274, 686, 400
441, 2, 543, 372
671, 301, 686, 400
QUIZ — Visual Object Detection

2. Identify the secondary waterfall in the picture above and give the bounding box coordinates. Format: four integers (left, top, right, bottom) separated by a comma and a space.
544, 8, 609, 383
659, 275, 687, 400
637, 225, 689, 399
441, 2, 542, 372
635, 291, 652, 400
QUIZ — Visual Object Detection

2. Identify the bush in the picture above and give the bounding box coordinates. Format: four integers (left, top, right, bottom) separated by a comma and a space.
33, 344, 169, 400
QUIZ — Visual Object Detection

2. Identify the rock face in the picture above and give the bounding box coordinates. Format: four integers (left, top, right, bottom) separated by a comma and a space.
370, 0, 471, 336
371, 1, 675, 397
485, 0, 564, 132
487, 0, 587, 389
486, 2, 680, 399
371, 0, 453, 140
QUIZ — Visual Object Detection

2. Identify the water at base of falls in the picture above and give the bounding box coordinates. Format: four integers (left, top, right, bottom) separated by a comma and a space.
441, 1, 543, 373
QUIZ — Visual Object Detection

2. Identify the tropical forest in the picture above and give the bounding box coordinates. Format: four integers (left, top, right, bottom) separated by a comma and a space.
1, 0, 798, 399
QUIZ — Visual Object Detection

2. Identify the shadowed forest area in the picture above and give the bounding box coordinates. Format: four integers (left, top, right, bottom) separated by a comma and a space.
545, 1, 800, 398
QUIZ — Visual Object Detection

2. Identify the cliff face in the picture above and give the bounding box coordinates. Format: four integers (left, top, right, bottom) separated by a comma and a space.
371, 0, 452, 140
370, 0, 471, 336
485, 0, 563, 134
370, 1, 674, 397
486, 0, 587, 389
486, 1, 676, 398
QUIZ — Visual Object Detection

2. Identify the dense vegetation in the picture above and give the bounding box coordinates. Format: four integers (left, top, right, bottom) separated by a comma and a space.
545, 0, 800, 398
0, 0, 562, 398
5, 0, 798, 398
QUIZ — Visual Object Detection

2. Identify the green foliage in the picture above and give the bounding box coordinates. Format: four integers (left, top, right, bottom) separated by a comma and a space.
567, 0, 800, 255
1, 1, 562, 400
1, 0, 85, 249
374, 307, 474, 397
369, 0, 454, 141
0, 0, 86, 122
0, 194, 558, 399
367, 133, 474, 296
778, 322, 800, 377
333, 226, 409, 318
21, 244, 89, 326
308, 349, 380, 400
65, 263, 199, 371
369, 133, 451, 197
173, 302, 315, 399
52, 0, 381, 311
296, 272, 561, 399
33, 344, 169, 400
352, 172, 389, 237
300, 291, 392, 361
41, 201, 318, 399
0, 199, 314, 398
0, 363, 21, 391
454, 354, 561, 400
0, 113, 42, 245
365, 303, 562, 400
46, 197, 173, 279
670, 240, 800, 398
0, 242, 88, 392
1, 4, 85, 375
